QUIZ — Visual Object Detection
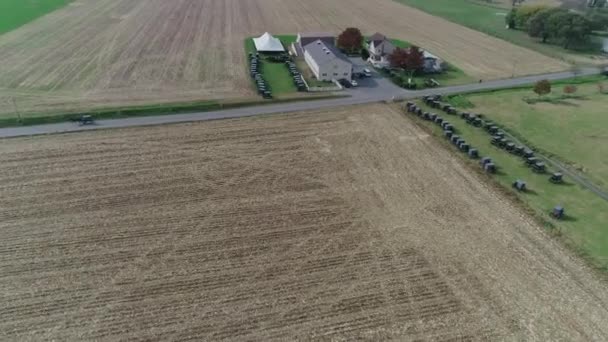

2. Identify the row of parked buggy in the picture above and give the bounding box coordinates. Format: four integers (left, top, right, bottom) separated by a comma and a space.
416, 94, 566, 219
285, 61, 307, 92
405, 100, 493, 172
249, 53, 272, 99
421, 95, 563, 184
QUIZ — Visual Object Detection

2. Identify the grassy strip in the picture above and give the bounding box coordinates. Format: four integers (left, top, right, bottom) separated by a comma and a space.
244, 35, 299, 95
405, 102, 608, 272
0, 95, 346, 128
392, 0, 599, 60
450, 74, 606, 97
0, 0, 75, 34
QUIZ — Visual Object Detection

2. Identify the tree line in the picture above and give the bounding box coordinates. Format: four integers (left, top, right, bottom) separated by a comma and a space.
506, 5, 608, 50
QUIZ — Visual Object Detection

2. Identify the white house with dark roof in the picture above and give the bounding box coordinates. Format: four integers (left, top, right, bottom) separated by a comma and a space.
367, 32, 396, 68
303, 40, 352, 82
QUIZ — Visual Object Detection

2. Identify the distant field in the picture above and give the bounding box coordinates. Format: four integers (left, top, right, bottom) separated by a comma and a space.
0, 0, 566, 117
0, 0, 73, 34
393, 0, 605, 63
1, 104, 607, 340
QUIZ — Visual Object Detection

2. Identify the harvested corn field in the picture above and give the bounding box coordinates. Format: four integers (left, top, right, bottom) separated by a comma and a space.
1, 104, 607, 340
0, 0, 568, 116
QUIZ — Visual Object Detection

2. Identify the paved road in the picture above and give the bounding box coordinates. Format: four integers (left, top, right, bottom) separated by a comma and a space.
1, 66, 606, 203
0, 67, 601, 139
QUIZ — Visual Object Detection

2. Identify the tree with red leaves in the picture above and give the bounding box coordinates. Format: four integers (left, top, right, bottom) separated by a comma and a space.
389, 46, 425, 75
404, 46, 424, 74
533, 79, 551, 97
388, 47, 409, 69
337, 28, 363, 54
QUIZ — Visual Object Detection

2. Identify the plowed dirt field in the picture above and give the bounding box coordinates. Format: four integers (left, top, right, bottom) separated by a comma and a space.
0, 104, 606, 340
0, 0, 567, 116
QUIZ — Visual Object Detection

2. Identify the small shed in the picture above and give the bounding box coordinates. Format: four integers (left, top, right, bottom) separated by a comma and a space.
253, 32, 285, 52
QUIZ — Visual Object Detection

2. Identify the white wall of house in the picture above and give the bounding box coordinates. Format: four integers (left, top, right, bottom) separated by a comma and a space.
367, 41, 394, 69
316, 61, 351, 81
304, 51, 352, 81
304, 50, 321, 79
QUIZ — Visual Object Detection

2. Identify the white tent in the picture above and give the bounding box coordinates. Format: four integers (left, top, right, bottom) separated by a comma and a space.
253, 32, 285, 52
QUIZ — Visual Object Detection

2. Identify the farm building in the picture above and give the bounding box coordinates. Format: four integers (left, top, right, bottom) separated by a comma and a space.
253, 32, 285, 52
367, 33, 396, 68
292, 32, 335, 56
367, 32, 444, 73
422, 50, 444, 73
304, 40, 352, 82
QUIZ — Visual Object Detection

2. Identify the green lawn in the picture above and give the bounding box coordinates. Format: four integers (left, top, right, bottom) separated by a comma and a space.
379, 38, 474, 88
410, 99, 608, 270
245, 36, 297, 95
0, 0, 74, 34
461, 80, 608, 189
390, 39, 411, 48
393, 0, 599, 61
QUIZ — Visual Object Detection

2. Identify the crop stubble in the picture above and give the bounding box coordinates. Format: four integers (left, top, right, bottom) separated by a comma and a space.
0, 104, 606, 340
0, 0, 568, 116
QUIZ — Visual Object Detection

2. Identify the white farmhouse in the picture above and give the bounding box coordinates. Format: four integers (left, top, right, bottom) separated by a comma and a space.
303, 40, 352, 82
367, 33, 395, 68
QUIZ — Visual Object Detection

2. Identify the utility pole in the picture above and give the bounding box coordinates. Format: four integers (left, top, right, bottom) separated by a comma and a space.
11, 97, 22, 123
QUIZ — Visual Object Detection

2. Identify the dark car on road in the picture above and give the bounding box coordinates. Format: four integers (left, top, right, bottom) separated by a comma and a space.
338, 79, 352, 88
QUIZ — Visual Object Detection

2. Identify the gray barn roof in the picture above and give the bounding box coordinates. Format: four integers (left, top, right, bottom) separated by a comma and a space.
304, 40, 351, 66
299, 32, 334, 38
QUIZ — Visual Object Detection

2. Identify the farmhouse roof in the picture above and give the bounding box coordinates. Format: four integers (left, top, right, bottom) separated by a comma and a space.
368, 32, 387, 45
422, 50, 440, 60
253, 32, 285, 52
304, 40, 351, 66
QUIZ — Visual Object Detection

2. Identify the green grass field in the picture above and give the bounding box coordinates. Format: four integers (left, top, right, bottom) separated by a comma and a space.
462, 79, 608, 189
0, 0, 74, 34
245, 35, 298, 95
411, 97, 608, 270
393, 0, 598, 60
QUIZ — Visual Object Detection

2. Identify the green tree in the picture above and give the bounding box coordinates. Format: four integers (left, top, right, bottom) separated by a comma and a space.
527, 8, 559, 43
533, 79, 551, 97
546, 11, 593, 49
360, 48, 370, 61
506, 9, 517, 29
514, 4, 548, 29
587, 9, 608, 31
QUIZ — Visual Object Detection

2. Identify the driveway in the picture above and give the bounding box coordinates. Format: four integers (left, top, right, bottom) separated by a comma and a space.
346, 57, 403, 99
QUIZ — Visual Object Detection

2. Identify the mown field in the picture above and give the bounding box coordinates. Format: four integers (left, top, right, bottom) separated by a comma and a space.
393, 0, 606, 64
464, 79, 608, 189
411, 91, 608, 270
0, 0, 74, 34
1, 104, 607, 340
0, 0, 567, 117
